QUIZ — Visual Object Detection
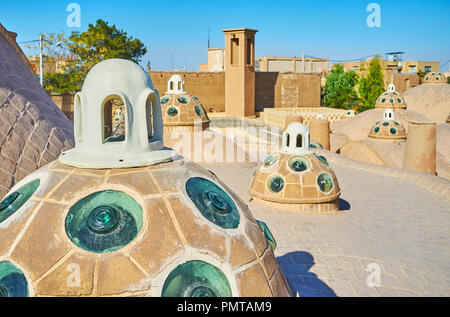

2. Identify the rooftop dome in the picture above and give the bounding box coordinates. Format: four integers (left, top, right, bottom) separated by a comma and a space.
160, 75, 210, 132
368, 109, 407, 142
0, 25, 74, 197
60, 59, 175, 168
403, 83, 450, 124
250, 123, 341, 213
423, 72, 447, 84
0, 59, 291, 297
375, 85, 407, 109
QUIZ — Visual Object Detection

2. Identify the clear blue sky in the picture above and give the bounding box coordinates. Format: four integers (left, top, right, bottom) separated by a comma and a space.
1, 0, 449, 71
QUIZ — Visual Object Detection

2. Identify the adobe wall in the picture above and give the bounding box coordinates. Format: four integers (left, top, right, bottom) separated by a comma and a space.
148, 71, 226, 113
255, 72, 322, 111
47, 70, 322, 116
392, 73, 420, 94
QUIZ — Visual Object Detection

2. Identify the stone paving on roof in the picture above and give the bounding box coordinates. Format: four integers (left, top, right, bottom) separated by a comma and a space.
203, 156, 450, 297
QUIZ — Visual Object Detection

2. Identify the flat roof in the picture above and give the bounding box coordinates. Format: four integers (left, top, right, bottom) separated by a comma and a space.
221, 28, 258, 33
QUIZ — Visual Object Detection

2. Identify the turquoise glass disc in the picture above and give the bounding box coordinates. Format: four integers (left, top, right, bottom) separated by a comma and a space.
185, 177, 239, 229
0, 179, 40, 224
162, 261, 232, 297
0, 261, 28, 297
65, 190, 143, 253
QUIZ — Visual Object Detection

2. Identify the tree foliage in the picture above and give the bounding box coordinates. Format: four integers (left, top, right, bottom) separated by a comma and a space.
42, 19, 147, 93
358, 56, 384, 112
324, 64, 360, 110
68, 19, 147, 76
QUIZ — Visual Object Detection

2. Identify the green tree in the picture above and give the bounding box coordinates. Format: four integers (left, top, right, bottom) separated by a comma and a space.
68, 19, 147, 76
324, 64, 360, 110
358, 56, 384, 112
42, 19, 147, 93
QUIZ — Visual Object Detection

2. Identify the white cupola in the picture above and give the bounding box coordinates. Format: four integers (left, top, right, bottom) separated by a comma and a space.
387, 83, 396, 92
383, 109, 395, 121
166, 74, 185, 94
281, 122, 313, 155
59, 59, 176, 168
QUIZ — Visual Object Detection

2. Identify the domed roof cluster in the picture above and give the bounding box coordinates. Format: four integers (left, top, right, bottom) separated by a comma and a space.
368, 109, 407, 142
375, 85, 407, 109
250, 123, 341, 213
160, 75, 210, 132
423, 72, 447, 84
0, 59, 291, 297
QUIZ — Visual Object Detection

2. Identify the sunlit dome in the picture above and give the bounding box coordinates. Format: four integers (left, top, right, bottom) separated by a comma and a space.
160, 75, 210, 132
0, 59, 291, 297
250, 123, 341, 213
375, 85, 407, 109
423, 72, 447, 84
368, 109, 407, 142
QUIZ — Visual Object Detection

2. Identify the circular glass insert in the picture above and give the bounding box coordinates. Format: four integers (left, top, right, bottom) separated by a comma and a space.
87, 205, 120, 234
65, 190, 143, 253
382, 121, 390, 126
381, 98, 386, 103
162, 260, 232, 297
288, 156, 311, 172
436, 77, 440, 80
161, 96, 170, 104
167, 106, 179, 117
263, 154, 278, 168
185, 177, 239, 229
374, 126, 380, 133
178, 96, 189, 104
194, 105, 204, 117
389, 99, 394, 103
314, 154, 329, 167
268, 175, 284, 193
397, 98, 402, 103
390, 127, 397, 134
0, 179, 40, 224
0, 261, 28, 297
317, 173, 334, 193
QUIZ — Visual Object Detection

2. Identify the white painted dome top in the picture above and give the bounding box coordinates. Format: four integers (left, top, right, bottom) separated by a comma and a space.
281, 122, 313, 155
59, 59, 176, 169
166, 74, 185, 94
383, 109, 395, 120
387, 83, 396, 92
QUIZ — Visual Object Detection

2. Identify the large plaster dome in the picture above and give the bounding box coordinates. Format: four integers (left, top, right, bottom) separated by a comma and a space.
0, 59, 291, 297
403, 80, 450, 124
82, 58, 154, 96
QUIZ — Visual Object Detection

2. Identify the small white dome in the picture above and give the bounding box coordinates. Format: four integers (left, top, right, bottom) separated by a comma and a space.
166, 74, 185, 94
387, 83, 396, 92
383, 109, 395, 120
281, 122, 312, 155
